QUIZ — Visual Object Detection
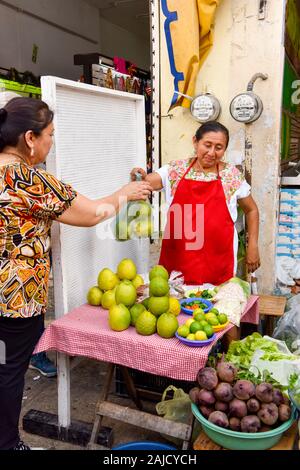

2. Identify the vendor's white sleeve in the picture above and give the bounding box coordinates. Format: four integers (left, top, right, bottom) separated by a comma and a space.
236, 180, 251, 200
156, 165, 168, 189
155, 165, 172, 205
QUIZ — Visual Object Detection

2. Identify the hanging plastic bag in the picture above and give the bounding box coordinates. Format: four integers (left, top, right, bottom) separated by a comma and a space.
156, 385, 198, 446
273, 294, 300, 353
115, 172, 153, 241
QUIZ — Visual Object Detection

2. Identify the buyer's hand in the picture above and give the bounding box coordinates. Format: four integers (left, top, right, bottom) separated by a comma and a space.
246, 243, 261, 272
130, 167, 147, 181
120, 181, 152, 201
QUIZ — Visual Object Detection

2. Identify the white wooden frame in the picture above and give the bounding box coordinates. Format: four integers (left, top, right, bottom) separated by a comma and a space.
41, 76, 149, 428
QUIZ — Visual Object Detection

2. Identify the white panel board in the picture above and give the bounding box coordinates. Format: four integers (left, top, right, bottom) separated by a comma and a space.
42, 77, 149, 317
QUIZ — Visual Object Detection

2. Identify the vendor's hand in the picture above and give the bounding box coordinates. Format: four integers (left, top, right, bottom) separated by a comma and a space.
246, 244, 261, 273
130, 167, 147, 181
120, 181, 152, 201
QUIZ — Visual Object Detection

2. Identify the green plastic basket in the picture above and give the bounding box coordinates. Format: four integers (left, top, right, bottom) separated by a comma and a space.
192, 403, 297, 450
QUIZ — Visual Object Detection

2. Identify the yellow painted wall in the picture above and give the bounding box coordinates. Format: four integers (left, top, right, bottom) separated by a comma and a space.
160, 0, 286, 293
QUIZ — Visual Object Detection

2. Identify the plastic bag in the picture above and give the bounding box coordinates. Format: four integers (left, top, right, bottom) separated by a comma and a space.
250, 336, 300, 387
156, 385, 193, 445
273, 294, 300, 352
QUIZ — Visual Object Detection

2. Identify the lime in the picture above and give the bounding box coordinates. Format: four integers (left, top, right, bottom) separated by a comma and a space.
203, 324, 214, 338
195, 331, 208, 341
149, 277, 170, 297
207, 317, 220, 326
108, 304, 131, 331
187, 334, 196, 341
185, 319, 194, 329
198, 320, 209, 329
87, 286, 103, 306
135, 311, 157, 336
218, 313, 228, 325
193, 312, 206, 323
157, 313, 179, 339
168, 297, 181, 316
177, 325, 190, 338
209, 308, 220, 315
130, 303, 146, 326
149, 265, 169, 281
117, 259, 137, 281
190, 321, 202, 334
193, 308, 205, 319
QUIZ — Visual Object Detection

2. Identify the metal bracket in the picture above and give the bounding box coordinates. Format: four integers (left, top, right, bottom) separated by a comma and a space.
158, 114, 174, 119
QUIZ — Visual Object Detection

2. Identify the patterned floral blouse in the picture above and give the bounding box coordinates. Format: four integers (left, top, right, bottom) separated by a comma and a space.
0, 163, 77, 318
156, 158, 251, 222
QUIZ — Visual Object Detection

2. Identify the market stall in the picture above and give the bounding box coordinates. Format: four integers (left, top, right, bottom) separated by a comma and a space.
32, 295, 259, 449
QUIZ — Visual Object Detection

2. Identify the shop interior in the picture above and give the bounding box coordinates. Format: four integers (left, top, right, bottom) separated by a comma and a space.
0, 0, 153, 169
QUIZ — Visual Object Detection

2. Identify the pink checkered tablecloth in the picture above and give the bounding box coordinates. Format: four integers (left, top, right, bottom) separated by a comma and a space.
35, 296, 259, 382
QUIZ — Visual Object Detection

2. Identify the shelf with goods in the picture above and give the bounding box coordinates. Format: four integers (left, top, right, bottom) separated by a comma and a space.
0, 67, 41, 98
74, 52, 153, 173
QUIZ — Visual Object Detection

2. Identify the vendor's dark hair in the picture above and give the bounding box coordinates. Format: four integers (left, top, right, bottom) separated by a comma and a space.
195, 121, 229, 148
0, 97, 54, 152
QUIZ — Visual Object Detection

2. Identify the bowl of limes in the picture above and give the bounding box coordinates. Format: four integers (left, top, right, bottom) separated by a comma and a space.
176, 307, 229, 344
175, 331, 217, 347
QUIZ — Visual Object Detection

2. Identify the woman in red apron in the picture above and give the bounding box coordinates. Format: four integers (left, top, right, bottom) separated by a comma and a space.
131, 121, 260, 285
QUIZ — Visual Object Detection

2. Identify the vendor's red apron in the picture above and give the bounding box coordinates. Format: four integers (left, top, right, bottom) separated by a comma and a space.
159, 160, 234, 285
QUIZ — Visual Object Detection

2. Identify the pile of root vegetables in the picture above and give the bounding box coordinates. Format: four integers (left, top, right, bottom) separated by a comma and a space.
190, 362, 292, 433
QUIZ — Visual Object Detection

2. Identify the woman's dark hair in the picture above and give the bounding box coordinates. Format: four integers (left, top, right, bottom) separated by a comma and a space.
195, 121, 229, 148
0, 97, 54, 152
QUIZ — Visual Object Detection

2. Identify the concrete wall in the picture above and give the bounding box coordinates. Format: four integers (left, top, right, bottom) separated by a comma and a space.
0, 0, 101, 80
160, 0, 286, 293
99, 17, 150, 71
0, 0, 150, 80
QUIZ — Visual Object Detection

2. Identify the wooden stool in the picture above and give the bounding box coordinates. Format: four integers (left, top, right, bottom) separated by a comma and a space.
193, 422, 298, 451
88, 363, 194, 450
258, 295, 286, 336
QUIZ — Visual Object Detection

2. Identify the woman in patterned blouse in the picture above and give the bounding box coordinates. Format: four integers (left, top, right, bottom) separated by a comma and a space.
0, 97, 152, 450
132, 121, 260, 284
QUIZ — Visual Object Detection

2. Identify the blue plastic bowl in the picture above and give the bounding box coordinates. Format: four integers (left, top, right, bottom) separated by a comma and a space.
112, 441, 177, 450
180, 297, 213, 315
175, 332, 217, 347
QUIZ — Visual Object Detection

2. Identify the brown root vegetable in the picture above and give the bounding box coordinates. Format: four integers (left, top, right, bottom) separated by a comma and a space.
215, 401, 229, 412
189, 387, 200, 404
278, 404, 291, 422
199, 405, 214, 419
198, 389, 216, 406
214, 383, 234, 403
229, 417, 241, 431
216, 361, 237, 383
247, 398, 260, 414
229, 398, 248, 419
241, 415, 261, 433
208, 411, 229, 429
197, 367, 218, 391
233, 380, 255, 401
272, 389, 285, 406
255, 383, 273, 403
283, 395, 290, 405
258, 403, 279, 426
